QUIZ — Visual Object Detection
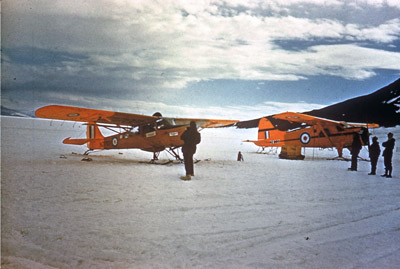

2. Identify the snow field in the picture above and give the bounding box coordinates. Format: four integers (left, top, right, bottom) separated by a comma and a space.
1, 116, 400, 268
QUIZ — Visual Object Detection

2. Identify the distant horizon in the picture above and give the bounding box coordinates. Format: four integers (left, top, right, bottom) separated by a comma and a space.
2, 78, 399, 123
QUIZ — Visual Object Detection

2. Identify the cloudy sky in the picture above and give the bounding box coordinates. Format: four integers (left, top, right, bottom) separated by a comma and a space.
2, 0, 400, 119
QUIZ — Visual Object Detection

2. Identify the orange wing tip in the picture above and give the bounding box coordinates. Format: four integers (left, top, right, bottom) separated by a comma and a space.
367, 123, 380, 128
345, 122, 380, 128
35, 106, 52, 118
63, 137, 88, 145
202, 120, 239, 128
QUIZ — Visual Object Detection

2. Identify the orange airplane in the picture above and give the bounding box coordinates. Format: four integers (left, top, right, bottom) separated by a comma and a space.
35, 105, 238, 161
245, 112, 379, 159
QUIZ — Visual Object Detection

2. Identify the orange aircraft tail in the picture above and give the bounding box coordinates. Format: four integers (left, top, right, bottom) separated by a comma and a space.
63, 124, 104, 150
256, 117, 286, 147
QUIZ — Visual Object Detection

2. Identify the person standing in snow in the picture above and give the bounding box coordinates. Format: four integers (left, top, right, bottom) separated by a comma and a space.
237, 151, 244, 161
382, 132, 395, 178
180, 121, 201, 181
368, 136, 380, 175
348, 133, 362, 171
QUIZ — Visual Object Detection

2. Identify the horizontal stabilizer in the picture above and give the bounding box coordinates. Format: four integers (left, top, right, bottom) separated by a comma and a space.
63, 137, 89, 145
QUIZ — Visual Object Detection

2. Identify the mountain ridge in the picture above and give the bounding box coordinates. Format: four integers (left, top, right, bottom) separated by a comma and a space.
236, 78, 400, 128
305, 78, 400, 127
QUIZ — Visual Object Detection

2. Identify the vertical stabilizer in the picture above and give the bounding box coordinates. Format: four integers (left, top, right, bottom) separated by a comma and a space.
257, 117, 285, 146
87, 124, 104, 149
258, 118, 275, 140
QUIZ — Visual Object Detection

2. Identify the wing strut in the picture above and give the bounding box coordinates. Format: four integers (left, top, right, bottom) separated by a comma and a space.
151, 151, 161, 162
165, 147, 183, 161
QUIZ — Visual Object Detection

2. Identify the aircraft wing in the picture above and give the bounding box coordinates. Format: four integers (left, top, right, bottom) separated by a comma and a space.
35, 105, 239, 128
35, 105, 158, 126
168, 118, 239, 128
272, 112, 379, 128
272, 112, 338, 125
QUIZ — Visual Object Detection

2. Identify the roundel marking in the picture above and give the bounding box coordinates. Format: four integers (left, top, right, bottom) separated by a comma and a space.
112, 137, 118, 147
300, 132, 311, 145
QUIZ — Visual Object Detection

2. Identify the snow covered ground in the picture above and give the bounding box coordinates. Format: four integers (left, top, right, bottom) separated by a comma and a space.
2, 116, 400, 268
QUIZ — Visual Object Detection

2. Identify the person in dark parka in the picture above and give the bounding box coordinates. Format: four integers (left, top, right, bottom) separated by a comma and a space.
237, 151, 244, 162
349, 133, 362, 171
382, 132, 395, 178
368, 136, 380, 175
180, 121, 201, 180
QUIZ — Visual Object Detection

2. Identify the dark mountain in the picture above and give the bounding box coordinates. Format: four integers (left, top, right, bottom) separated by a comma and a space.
305, 78, 400, 127
236, 78, 400, 128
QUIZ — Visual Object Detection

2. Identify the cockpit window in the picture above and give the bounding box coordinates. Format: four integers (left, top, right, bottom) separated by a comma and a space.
156, 118, 173, 130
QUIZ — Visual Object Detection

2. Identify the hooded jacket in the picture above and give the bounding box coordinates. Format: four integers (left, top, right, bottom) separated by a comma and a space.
180, 123, 201, 155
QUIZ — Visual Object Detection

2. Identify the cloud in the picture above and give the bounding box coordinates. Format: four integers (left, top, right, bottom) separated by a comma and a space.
350, 0, 400, 9
3, 0, 400, 108
285, 44, 400, 80
343, 19, 400, 43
